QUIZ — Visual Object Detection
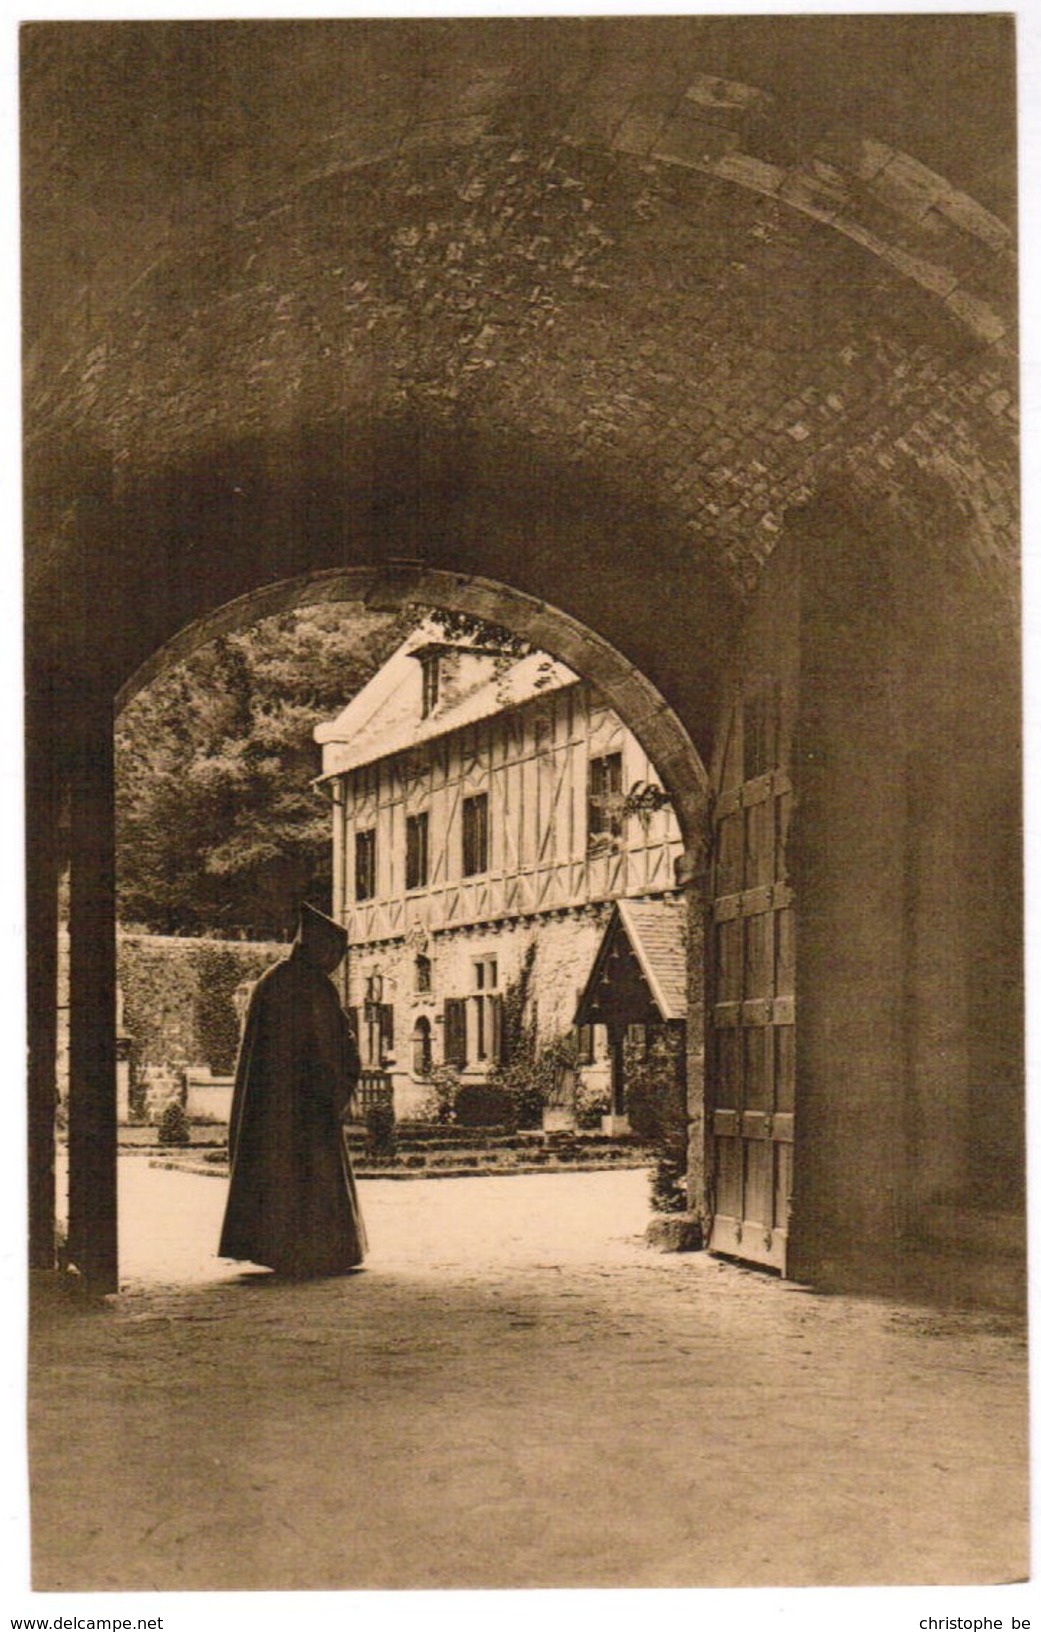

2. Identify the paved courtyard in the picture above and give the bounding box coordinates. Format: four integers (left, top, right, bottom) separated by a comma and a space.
29, 1157, 1028, 1592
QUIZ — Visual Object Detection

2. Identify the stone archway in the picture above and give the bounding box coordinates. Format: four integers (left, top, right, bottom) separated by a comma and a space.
48, 566, 712, 1290
23, 19, 1021, 1303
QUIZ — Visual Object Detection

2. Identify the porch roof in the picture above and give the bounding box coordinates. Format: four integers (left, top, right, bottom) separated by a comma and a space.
575, 895, 687, 1028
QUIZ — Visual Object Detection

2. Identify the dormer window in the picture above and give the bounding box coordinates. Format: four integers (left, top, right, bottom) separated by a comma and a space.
421, 653, 441, 718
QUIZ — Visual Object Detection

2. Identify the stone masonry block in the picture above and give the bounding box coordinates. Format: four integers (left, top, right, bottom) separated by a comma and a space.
878, 243, 960, 301
612, 94, 683, 160
684, 73, 770, 116
831, 214, 898, 265
645, 1212, 703, 1252
931, 188, 1014, 257
812, 127, 892, 184
709, 151, 784, 197
779, 169, 849, 224
652, 111, 741, 171
869, 151, 948, 224
399, 115, 493, 156
944, 287, 1008, 347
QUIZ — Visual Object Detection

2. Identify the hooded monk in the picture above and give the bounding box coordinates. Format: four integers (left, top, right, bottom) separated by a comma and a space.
219, 903, 367, 1277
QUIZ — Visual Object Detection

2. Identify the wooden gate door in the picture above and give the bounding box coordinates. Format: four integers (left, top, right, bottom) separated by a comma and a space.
707, 677, 795, 1272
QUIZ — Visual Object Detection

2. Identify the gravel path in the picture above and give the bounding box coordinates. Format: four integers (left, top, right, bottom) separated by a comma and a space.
30, 1158, 1028, 1592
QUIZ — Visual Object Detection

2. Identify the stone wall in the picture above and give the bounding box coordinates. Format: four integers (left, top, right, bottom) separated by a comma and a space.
116, 933, 287, 1119
780, 496, 1022, 1286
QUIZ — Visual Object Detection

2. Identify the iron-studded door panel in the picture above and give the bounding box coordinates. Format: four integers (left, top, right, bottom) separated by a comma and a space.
708, 678, 795, 1273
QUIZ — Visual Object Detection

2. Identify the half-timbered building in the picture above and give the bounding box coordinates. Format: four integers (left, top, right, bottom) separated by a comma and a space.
316, 623, 685, 1117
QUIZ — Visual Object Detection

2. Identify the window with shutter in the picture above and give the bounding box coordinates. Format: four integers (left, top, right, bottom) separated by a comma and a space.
443, 998, 467, 1067
379, 1004, 395, 1054
588, 753, 624, 848
462, 793, 489, 876
406, 811, 429, 890
355, 829, 377, 901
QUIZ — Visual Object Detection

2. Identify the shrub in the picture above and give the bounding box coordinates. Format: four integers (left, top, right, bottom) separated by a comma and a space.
650, 1151, 688, 1214
574, 1079, 610, 1130
158, 1100, 191, 1146
117, 933, 285, 1086
526, 1033, 578, 1126
414, 1063, 460, 1124
365, 1100, 396, 1156
490, 1030, 580, 1129
455, 1082, 515, 1128
483, 943, 581, 1130
624, 1027, 689, 1213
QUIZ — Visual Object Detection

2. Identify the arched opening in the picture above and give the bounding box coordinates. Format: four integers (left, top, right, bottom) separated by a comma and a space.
411, 1017, 433, 1081
21, 16, 1018, 1304
50, 568, 713, 1290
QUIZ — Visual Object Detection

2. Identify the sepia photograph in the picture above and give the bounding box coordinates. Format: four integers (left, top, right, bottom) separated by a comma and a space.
19, 10, 1028, 1608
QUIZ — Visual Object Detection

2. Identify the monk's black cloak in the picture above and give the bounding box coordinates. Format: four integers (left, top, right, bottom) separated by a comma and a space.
218, 945, 367, 1277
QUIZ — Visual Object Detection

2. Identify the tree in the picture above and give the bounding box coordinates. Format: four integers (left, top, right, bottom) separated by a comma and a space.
115, 604, 418, 937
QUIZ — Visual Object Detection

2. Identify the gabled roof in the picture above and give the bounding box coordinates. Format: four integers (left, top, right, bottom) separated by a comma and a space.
575, 895, 688, 1026
315, 619, 578, 778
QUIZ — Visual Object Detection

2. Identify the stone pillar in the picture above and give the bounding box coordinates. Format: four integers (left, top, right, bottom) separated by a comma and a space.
787, 500, 910, 1284
66, 709, 118, 1291
26, 680, 59, 1271
600, 1024, 631, 1134
609, 1026, 625, 1116
677, 841, 709, 1232
903, 745, 971, 1210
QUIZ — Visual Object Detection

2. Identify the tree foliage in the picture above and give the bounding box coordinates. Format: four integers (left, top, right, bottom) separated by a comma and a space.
115, 604, 417, 937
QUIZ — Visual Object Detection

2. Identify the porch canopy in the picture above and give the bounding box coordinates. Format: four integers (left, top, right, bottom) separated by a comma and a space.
575, 897, 688, 1032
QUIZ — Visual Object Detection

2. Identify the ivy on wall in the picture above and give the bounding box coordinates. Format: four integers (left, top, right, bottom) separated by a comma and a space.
118, 933, 287, 1081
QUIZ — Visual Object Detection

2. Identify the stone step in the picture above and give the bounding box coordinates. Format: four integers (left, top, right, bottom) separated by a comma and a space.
152, 1150, 652, 1183
120, 1123, 648, 1158
152, 1137, 652, 1182
345, 1134, 642, 1155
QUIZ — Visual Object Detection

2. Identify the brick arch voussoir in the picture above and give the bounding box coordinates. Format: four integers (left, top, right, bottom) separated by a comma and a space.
114, 565, 711, 856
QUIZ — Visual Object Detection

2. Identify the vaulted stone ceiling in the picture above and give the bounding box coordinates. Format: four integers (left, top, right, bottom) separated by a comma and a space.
21, 16, 1018, 350
22, 17, 1018, 712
